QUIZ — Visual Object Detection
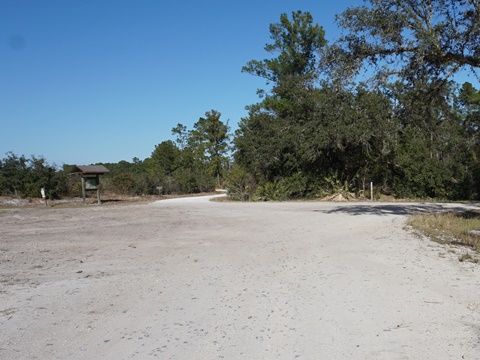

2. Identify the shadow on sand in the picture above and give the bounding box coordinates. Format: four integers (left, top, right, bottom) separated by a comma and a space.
314, 203, 480, 216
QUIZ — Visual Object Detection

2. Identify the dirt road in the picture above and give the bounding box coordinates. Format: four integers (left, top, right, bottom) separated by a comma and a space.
1, 197, 480, 359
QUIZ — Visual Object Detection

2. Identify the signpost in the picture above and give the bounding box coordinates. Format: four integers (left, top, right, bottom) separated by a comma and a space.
40, 188, 47, 206
69, 165, 110, 205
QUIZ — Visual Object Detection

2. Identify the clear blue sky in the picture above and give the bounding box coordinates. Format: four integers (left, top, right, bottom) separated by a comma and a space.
2, 1, 476, 167
0, 0, 362, 166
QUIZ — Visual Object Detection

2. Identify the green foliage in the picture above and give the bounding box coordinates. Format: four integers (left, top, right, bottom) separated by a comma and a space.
256, 181, 283, 201
143, 140, 181, 193
329, 0, 480, 85
254, 173, 313, 201
281, 172, 310, 199
225, 165, 255, 201
0, 152, 28, 196
235, 9, 480, 201
192, 110, 230, 185
237, 11, 327, 191
147, 140, 179, 177
4, 7, 480, 202
162, 110, 231, 193
98, 159, 144, 175
171, 167, 214, 194
111, 173, 136, 195
242, 10, 326, 83
93, 158, 156, 196
99, 112, 231, 197
0, 152, 67, 199
321, 173, 352, 198
113, 112, 232, 196
326, 0, 480, 195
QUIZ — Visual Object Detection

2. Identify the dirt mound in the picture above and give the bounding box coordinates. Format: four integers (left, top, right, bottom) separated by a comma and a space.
321, 192, 357, 201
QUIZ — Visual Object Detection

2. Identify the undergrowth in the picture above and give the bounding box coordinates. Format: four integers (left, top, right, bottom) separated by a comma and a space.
407, 211, 480, 256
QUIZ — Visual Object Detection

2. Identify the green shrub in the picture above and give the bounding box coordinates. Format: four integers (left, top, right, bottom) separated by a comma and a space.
111, 173, 136, 195
256, 181, 284, 201
225, 165, 256, 201
280, 172, 309, 198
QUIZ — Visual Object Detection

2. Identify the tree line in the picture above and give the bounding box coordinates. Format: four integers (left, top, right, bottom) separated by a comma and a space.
231, 3, 480, 200
0, 110, 230, 199
1, 1, 480, 201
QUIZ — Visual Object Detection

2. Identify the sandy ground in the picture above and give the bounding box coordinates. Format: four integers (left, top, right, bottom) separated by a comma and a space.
1, 196, 480, 359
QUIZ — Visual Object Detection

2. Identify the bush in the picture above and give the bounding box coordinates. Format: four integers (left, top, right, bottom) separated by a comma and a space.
0, 152, 68, 199
111, 173, 136, 195
281, 172, 309, 198
256, 181, 283, 201
225, 165, 256, 201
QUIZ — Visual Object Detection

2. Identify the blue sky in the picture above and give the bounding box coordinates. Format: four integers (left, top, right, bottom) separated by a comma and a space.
0, 0, 360, 166
1, 1, 477, 166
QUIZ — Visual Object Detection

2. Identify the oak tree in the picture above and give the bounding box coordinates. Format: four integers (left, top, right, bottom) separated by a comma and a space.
329, 0, 480, 84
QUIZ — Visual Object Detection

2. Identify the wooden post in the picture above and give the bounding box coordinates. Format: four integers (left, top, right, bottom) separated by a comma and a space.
96, 175, 101, 204
70, 166, 110, 205
81, 177, 86, 204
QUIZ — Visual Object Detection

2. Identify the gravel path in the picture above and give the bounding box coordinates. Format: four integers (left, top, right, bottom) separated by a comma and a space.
1, 197, 480, 359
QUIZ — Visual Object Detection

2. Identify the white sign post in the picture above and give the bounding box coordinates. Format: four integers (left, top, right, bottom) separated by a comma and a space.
40, 188, 47, 206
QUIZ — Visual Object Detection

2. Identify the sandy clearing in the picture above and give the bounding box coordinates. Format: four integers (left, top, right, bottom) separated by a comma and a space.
1, 197, 480, 359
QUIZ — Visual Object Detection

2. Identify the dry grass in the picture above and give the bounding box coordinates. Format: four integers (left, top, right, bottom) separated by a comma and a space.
407, 211, 480, 254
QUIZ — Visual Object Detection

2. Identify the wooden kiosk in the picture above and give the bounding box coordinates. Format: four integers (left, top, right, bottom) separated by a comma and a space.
70, 165, 110, 204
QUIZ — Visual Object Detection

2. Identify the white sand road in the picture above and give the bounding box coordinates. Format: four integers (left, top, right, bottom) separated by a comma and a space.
1, 196, 480, 359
